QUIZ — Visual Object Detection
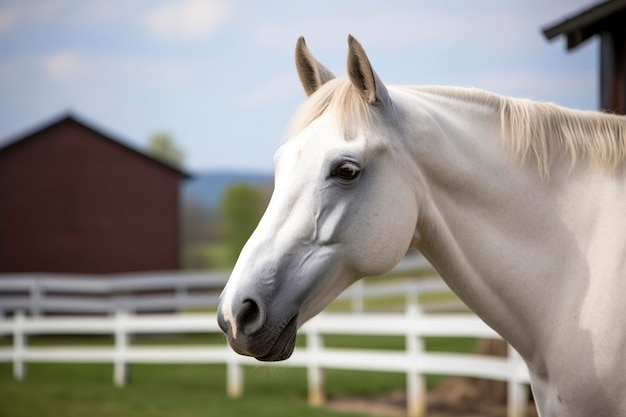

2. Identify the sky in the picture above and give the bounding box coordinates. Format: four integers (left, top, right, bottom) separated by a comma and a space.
0, 0, 601, 173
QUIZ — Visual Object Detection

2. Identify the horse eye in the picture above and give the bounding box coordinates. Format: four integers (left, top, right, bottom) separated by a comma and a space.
332, 162, 361, 180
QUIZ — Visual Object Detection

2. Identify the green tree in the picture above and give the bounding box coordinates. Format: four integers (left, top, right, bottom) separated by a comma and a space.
147, 133, 185, 168
180, 201, 220, 270
220, 183, 267, 266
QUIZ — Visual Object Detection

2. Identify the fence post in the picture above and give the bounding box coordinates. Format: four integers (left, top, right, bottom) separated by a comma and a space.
407, 280, 419, 308
405, 304, 426, 417
350, 280, 365, 313
13, 311, 26, 380
30, 281, 42, 317
226, 351, 243, 397
114, 310, 128, 387
507, 344, 528, 417
175, 281, 188, 313
0, 309, 4, 341
306, 319, 325, 407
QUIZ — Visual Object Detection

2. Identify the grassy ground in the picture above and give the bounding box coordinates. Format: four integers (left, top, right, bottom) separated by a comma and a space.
0, 362, 367, 417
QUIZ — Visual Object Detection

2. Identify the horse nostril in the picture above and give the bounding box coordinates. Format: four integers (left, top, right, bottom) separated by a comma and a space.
236, 298, 266, 335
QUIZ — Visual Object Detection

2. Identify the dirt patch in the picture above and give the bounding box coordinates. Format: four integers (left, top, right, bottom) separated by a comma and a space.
326, 340, 539, 417
326, 383, 538, 417
327, 391, 406, 417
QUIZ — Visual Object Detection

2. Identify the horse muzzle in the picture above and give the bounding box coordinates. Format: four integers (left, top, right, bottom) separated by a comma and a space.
217, 296, 299, 362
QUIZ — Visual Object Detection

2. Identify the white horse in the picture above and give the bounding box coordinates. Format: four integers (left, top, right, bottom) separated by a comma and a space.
217, 35, 626, 416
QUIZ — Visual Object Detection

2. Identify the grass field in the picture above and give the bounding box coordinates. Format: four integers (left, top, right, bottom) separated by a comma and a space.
0, 362, 372, 417
0, 334, 477, 417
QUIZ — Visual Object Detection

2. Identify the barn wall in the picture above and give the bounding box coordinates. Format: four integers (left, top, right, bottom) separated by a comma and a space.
0, 119, 183, 273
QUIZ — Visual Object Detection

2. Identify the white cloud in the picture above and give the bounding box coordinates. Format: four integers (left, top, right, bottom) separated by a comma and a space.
145, 0, 230, 40
0, 5, 19, 33
40, 50, 196, 86
43, 50, 82, 79
247, 0, 599, 60
0, 1, 61, 33
251, 9, 530, 53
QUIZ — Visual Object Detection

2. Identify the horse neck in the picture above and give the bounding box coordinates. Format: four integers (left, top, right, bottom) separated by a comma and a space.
401, 91, 589, 360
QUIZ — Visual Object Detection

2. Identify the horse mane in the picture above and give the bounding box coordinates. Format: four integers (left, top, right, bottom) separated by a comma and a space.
288, 79, 626, 177
414, 85, 626, 177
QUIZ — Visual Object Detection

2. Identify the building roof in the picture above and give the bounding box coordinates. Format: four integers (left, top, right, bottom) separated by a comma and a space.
0, 112, 191, 179
543, 0, 626, 49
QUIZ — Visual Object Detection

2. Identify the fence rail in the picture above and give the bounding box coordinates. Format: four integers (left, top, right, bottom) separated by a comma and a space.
0, 271, 227, 315
0, 255, 461, 315
0, 309, 530, 417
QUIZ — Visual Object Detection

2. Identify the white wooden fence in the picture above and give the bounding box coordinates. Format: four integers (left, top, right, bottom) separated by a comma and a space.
0, 309, 531, 417
0, 255, 457, 316
0, 271, 227, 316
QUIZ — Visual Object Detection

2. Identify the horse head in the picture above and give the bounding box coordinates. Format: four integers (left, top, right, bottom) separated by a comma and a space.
217, 36, 418, 361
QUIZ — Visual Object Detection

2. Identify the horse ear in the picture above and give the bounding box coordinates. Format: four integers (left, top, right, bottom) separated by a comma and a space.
295, 36, 336, 96
346, 35, 390, 106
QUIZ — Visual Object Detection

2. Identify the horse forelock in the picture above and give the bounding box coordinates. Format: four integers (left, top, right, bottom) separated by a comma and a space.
286, 78, 374, 142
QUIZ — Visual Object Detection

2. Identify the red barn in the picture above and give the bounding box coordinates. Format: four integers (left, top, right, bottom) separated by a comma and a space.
0, 113, 190, 273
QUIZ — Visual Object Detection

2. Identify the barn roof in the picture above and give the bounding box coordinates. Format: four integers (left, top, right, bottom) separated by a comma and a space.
0, 112, 191, 179
542, 0, 626, 50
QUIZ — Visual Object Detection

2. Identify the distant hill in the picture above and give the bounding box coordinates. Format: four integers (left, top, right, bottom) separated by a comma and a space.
183, 171, 273, 211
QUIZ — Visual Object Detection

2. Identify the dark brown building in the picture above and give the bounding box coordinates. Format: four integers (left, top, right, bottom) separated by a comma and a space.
543, 0, 626, 114
0, 114, 190, 273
